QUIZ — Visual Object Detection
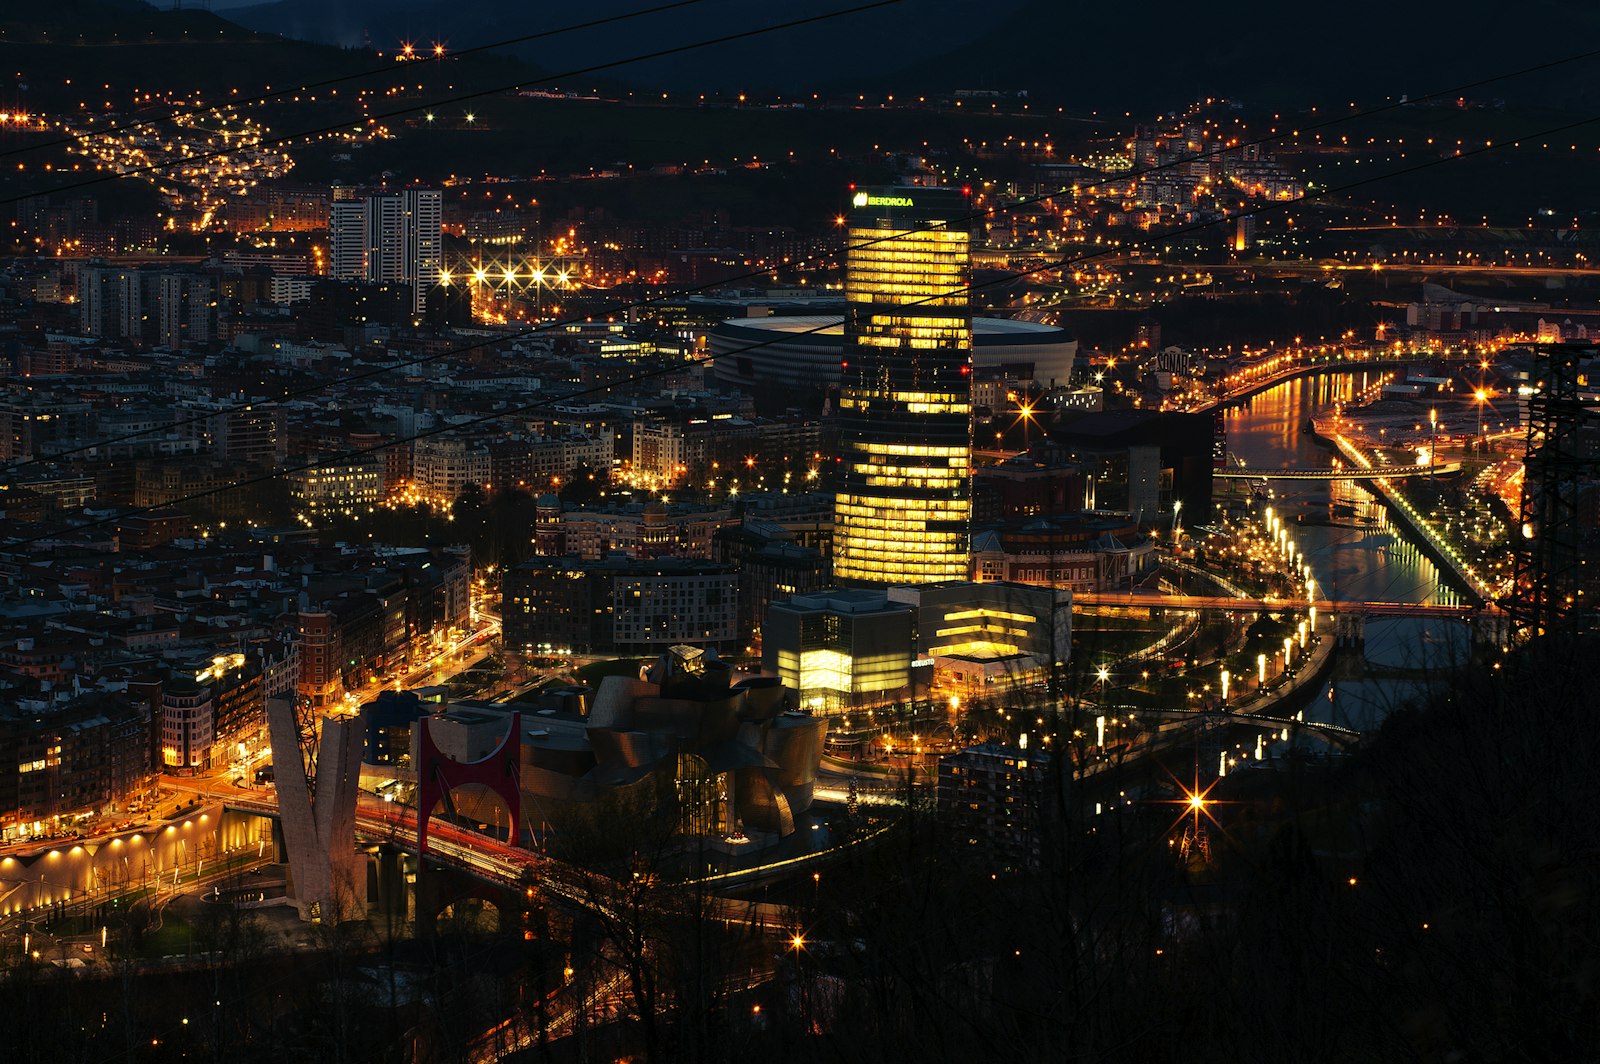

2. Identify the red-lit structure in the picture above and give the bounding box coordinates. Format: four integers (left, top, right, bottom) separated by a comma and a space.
416, 711, 522, 855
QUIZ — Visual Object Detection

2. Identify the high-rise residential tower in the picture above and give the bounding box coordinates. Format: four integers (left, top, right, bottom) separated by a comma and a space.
832, 186, 974, 585
328, 187, 442, 315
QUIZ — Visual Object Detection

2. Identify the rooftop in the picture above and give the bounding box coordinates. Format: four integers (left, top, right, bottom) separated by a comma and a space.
720, 315, 1066, 339
781, 588, 907, 614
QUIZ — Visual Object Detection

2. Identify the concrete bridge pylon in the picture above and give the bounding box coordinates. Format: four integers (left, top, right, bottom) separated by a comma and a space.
265, 697, 366, 923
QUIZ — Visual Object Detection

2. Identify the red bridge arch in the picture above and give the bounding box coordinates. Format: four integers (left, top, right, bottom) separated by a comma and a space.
416, 712, 521, 856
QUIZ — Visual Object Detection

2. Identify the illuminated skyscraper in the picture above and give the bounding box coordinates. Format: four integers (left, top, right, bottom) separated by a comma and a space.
832, 186, 974, 585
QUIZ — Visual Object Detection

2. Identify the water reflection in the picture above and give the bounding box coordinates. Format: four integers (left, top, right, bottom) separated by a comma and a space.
1223, 371, 1469, 736
1223, 372, 1456, 607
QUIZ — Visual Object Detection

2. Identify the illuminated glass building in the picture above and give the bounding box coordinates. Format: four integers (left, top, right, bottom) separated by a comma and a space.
833, 186, 974, 585
763, 589, 919, 714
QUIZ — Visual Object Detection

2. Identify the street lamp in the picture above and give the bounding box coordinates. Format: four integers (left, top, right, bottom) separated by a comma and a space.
792, 931, 811, 1026
1220, 668, 1230, 702
1015, 398, 1036, 449
1428, 407, 1438, 478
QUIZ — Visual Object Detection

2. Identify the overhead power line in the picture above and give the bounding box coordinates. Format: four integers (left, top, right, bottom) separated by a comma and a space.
0, 0, 717, 161
8, 45, 1597, 477
8, 106, 1598, 556
0, 0, 904, 208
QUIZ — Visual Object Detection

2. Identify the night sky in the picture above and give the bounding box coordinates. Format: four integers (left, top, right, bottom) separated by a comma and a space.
210, 0, 1600, 106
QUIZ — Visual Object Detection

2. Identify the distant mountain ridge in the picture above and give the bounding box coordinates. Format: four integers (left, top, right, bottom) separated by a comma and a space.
0, 0, 267, 43
222, 0, 1026, 92
5, 0, 1599, 114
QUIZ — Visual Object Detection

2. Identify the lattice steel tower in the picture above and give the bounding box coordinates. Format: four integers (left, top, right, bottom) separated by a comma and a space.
1507, 343, 1600, 640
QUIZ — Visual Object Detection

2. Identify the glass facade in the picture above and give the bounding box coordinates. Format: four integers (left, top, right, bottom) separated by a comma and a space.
833, 187, 974, 585
772, 620, 914, 712
765, 590, 917, 714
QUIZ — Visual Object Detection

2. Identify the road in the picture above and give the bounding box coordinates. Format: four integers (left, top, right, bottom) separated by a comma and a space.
1071, 591, 1475, 616
116, 606, 504, 821
340, 615, 502, 710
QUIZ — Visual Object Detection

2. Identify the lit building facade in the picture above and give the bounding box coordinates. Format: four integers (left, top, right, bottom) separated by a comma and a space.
763, 589, 919, 713
0, 696, 155, 842
502, 556, 739, 654
888, 580, 1071, 692
412, 436, 493, 504
329, 187, 443, 315
291, 457, 385, 521
160, 653, 265, 775
534, 496, 734, 561
833, 186, 974, 585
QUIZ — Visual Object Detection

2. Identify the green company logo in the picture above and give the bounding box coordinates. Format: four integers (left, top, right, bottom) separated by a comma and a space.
852, 192, 914, 208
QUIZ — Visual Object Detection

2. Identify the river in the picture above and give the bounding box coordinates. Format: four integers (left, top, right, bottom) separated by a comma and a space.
1222, 370, 1471, 732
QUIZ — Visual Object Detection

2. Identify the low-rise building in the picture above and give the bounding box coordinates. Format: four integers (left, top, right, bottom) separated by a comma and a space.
764, 589, 920, 714
295, 548, 470, 707
888, 580, 1071, 692
973, 454, 1085, 524
291, 457, 384, 522
714, 516, 830, 647
937, 742, 1051, 868
0, 695, 155, 842
630, 413, 824, 489
971, 519, 1158, 593
502, 555, 738, 655
534, 496, 734, 560
489, 431, 614, 495
412, 436, 492, 504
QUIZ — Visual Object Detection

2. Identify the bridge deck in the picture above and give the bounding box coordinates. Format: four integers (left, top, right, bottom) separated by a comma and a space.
1216, 461, 1461, 480
1139, 706, 1361, 741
